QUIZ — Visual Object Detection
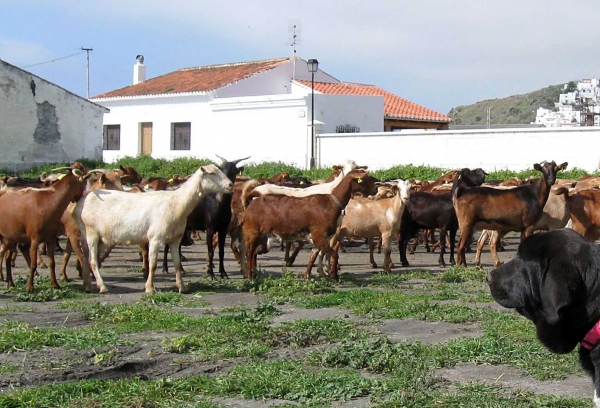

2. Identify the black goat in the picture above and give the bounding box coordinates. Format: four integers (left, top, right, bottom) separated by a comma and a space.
163, 155, 248, 278
399, 168, 487, 267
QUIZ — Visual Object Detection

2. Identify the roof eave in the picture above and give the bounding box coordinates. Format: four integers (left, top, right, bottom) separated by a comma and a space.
384, 114, 451, 123
91, 90, 213, 102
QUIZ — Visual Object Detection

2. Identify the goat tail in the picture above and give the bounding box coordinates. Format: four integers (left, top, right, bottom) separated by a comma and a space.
242, 179, 261, 209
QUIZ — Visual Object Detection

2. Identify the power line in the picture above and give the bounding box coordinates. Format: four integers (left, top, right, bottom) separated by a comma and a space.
20, 51, 85, 68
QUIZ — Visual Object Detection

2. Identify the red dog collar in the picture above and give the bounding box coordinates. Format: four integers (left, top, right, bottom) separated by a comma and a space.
582, 320, 600, 350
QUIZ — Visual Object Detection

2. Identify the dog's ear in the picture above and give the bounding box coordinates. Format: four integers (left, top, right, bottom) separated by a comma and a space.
540, 261, 575, 325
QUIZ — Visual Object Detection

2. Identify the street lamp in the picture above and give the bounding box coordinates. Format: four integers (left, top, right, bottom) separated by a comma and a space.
307, 58, 319, 169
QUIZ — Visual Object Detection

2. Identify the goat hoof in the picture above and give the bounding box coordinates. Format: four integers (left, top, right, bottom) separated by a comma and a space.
401, 262, 410, 267
494, 261, 504, 267
220, 272, 229, 279
370, 263, 378, 268
388, 262, 395, 268
181, 255, 188, 262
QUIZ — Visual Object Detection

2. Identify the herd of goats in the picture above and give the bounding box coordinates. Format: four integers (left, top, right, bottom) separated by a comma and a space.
1, 156, 598, 295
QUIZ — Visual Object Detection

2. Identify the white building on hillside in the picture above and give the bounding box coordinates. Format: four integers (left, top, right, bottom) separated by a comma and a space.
0, 59, 107, 172
92, 57, 450, 168
536, 78, 600, 127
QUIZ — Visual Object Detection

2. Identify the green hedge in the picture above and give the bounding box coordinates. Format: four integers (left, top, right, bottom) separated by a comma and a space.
1, 155, 594, 182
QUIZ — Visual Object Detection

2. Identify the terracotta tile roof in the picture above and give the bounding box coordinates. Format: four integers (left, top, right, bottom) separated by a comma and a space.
93, 57, 292, 99
295, 80, 450, 122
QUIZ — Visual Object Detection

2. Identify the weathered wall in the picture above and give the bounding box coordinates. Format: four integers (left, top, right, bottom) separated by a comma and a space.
0, 59, 106, 172
317, 127, 600, 172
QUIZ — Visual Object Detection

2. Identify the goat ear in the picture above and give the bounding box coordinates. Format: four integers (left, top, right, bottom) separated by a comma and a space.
358, 165, 368, 170
119, 165, 126, 171
558, 162, 568, 171
200, 166, 208, 174
533, 163, 543, 171
237, 166, 245, 175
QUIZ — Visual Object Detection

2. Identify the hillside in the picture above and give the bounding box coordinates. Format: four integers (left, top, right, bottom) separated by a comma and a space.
447, 83, 574, 125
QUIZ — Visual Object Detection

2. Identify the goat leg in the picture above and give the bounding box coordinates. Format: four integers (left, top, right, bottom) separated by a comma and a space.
287, 241, 304, 267
305, 247, 320, 280
45, 238, 61, 290
162, 244, 170, 274
217, 227, 229, 279
206, 230, 216, 279
368, 237, 378, 268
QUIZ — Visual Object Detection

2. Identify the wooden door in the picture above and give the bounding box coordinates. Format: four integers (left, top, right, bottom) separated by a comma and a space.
141, 122, 152, 155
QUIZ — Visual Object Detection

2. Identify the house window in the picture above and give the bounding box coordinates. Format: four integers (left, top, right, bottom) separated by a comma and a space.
335, 124, 361, 133
171, 122, 191, 150
103, 125, 120, 150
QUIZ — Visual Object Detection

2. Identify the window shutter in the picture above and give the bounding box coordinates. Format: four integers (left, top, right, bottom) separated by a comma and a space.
170, 123, 175, 150
102, 125, 108, 149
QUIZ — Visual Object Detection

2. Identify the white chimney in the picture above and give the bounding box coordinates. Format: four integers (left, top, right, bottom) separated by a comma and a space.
133, 55, 146, 85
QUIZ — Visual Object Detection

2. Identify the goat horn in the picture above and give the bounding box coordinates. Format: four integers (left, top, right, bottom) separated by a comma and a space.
71, 168, 84, 178
215, 154, 227, 164
230, 156, 250, 166
51, 166, 72, 173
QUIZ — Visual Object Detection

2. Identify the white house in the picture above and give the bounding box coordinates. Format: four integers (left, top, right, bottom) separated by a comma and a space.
92, 56, 449, 168
0, 59, 107, 172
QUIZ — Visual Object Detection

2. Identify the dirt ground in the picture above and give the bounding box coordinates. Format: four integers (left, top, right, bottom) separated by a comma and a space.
0, 234, 593, 405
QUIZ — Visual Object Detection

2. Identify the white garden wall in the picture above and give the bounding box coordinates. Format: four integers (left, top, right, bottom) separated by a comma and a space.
317, 127, 600, 172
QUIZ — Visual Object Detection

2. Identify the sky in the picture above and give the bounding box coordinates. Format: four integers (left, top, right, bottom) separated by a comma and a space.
2, 0, 600, 115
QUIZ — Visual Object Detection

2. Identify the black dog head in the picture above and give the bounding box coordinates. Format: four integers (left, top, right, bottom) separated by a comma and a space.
487, 229, 600, 354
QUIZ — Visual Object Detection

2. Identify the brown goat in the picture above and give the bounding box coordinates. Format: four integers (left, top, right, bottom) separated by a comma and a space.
140, 175, 187, 191
242, 169, 376, 281
452, 161, 567, 267
554, 187, 600, 241
116, 165, 143, 185
0, 169, 91, 292
58, 171, 126, 283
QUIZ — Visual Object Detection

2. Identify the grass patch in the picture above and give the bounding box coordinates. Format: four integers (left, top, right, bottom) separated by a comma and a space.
0, 321, 124, 352
139, 291, 210, 307
163, 312, 365, 362
296, 289, 491, 323
0, 276, 92, 302
0, 305, 37, 315
249, 271, 334, 302
438, 266, 487, 283
0, 362, 20, 374
310, 309, 584, 382
0, 371, 589, 408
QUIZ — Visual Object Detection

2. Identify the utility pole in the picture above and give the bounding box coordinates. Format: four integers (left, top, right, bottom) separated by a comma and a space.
81, 47, 93, 98
486, 107, 492, 129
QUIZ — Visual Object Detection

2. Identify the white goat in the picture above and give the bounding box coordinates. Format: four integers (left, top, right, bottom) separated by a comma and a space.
73, 164, 233, 293
319, 179, 412, 274
252, 160, 362, 197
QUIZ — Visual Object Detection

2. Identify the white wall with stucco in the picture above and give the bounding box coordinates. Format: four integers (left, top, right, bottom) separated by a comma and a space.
317, 127, 600, 172
0, 59, 106, 172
